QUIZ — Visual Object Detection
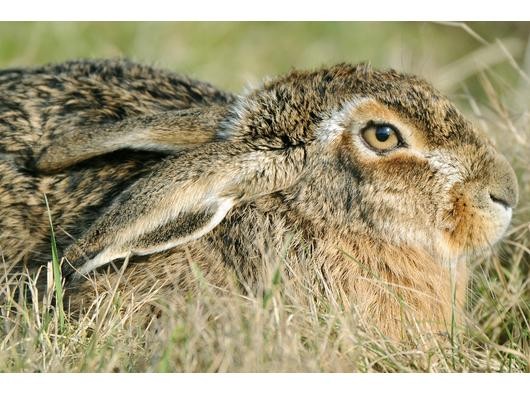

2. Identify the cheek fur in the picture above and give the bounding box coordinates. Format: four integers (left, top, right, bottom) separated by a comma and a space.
353, 153, 443, 243
320, 138, 508, 256
441, 187, 476, 250
366, 154, 437, 215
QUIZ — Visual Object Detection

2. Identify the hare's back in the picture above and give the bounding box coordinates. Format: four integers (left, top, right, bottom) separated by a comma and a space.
0, 59, 236, 153
0, 59, 235, 268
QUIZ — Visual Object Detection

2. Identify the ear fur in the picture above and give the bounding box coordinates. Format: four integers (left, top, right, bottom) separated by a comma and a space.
35, 105, 229, 173
63, 141, 306, 277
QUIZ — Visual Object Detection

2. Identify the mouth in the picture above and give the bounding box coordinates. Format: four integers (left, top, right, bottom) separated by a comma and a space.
440, 190, 513, 256
489, 193, 511, 211
484, 199, 513, 242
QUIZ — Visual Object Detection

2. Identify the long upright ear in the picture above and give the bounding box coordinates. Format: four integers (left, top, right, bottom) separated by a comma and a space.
35, 105, 229, 173
62, 141, 306, 278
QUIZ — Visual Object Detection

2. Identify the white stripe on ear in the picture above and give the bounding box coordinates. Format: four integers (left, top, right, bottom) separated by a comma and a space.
76, 197, 234, 277
131, 198, 235, 256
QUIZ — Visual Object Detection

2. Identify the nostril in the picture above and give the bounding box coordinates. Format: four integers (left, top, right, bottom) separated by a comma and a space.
489, 193, 510, 210
486, 155, 519, 209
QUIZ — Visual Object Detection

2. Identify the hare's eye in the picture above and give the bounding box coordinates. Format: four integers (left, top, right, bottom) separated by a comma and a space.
361, 124, 401, 152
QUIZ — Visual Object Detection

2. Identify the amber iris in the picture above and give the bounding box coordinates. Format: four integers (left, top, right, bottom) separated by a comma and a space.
362, 124, 401, 152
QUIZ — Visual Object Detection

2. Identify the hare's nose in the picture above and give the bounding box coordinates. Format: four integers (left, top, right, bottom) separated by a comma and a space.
487, 155, 518, 209
489, 193, 511, 210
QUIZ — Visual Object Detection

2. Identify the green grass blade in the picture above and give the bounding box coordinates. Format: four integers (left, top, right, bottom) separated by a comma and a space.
44, 193, 65, 332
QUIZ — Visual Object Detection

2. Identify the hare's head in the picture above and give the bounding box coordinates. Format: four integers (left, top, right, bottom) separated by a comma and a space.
220, 63, 518, 263
58, 63, 519, 276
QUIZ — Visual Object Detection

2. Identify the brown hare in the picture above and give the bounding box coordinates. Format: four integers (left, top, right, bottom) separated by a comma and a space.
0, 59, 518, 339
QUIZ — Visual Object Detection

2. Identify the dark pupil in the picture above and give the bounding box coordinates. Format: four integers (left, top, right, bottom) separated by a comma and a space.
375, 126, 393, 142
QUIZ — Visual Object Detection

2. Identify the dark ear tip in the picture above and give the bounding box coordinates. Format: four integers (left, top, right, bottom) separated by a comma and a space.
62, 270, 83, 292
23, 148, 60, 175
7, 147, 41, 175
26, 155, 38, 171
62, 259, 92, 287
61, 260, 75, 279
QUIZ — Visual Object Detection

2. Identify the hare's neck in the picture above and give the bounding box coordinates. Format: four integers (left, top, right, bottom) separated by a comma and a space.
222, 201, 469, 338
318, 234, 469, 338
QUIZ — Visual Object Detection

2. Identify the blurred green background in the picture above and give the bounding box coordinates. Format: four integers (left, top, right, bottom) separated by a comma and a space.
0, 22, 528, 93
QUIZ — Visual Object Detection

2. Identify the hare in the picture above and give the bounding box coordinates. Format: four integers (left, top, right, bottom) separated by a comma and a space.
0, 59, 518, 339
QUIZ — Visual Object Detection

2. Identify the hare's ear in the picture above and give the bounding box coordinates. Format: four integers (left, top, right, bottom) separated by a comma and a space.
63, 141, 306, 277
35, 105, 229, 173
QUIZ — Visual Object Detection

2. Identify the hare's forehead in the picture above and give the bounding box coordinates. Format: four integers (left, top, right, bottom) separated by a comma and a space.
317, 96, 480, 148
316, 97, 430, 148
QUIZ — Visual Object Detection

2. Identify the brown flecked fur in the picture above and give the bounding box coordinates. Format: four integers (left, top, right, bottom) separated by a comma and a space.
0, 59, 518, 340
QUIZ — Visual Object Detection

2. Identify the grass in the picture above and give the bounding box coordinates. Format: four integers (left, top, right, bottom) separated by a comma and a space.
0, 22, 529, 372
44, 194, 65, 333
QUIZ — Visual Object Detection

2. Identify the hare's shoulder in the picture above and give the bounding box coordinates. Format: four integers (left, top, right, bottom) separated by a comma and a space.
0, 59, 236, 115
1, 59, 236, 105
